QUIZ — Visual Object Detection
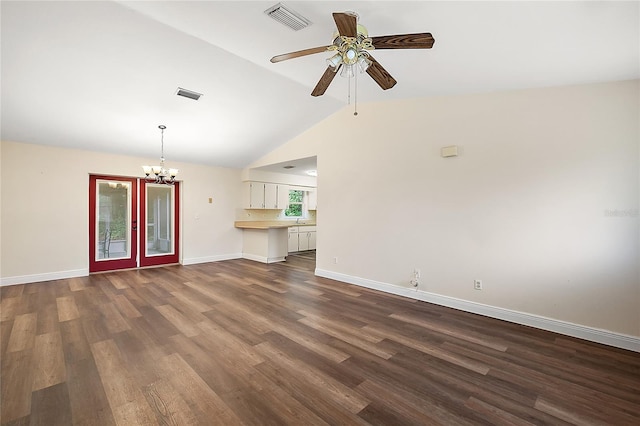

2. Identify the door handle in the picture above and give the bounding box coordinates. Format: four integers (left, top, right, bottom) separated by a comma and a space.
132, 220, 137, 231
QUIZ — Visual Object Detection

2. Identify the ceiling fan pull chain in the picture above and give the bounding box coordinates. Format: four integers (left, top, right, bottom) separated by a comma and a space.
347, 73, 351, 105
354, 69, 358, 116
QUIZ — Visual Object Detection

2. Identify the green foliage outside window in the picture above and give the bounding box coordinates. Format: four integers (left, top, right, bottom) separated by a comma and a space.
98, 188, 128, 241
289, 190, 303, 203
285, 190, 303, 217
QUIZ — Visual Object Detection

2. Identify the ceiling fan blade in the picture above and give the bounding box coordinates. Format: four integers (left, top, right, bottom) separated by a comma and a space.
333, 12, 357, 37
311, 66, 340, 97
270, 46, 330, 63
366, 56, 397, 90
371, 33, 435, 49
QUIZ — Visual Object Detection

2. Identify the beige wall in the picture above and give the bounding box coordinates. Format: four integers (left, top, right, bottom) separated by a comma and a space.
0, 141, 243, 282
2, 80, 638, 341
249, 80, 640, 338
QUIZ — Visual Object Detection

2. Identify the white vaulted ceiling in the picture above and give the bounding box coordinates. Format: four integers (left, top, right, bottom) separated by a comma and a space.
1, 1, 638, 168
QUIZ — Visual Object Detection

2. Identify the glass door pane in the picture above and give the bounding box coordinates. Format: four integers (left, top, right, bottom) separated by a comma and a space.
140, 181, 180, 267
89, 175, 138, 273
145, 184, 174, 256
97, 180, 131, 260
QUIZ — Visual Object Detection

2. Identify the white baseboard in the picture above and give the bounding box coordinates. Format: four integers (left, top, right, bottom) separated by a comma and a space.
1, 254, 244, 285
182, 253, 242, 266
0, 269, 89, 287
315, 268, 640, 353
241, 253, 286, 264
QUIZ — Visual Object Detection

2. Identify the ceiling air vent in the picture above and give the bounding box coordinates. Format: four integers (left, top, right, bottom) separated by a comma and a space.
265, 3, 311, 31
176, 87, 203, 101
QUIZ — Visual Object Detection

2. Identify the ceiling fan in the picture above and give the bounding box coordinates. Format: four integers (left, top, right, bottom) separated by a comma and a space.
270, 12, 435, 97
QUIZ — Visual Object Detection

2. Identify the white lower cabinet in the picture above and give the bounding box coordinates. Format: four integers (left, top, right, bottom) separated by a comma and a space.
288, 226, 316, 253
308, 230, 317, 250
298, 232, 309, 251
241, 228, 288, 263
288, 227, 299, 253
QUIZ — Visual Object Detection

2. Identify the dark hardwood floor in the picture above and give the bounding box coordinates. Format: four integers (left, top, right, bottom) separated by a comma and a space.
1, 252, 639, 425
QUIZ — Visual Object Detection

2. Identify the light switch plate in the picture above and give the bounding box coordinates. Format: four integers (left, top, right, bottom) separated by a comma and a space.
441, 145, 458, 157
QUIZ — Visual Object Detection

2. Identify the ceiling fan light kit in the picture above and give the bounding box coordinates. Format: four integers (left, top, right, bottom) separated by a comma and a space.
270, 11, 435, 99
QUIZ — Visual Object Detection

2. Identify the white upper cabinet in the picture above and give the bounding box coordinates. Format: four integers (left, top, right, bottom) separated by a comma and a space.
278, 185, 289, 210
267, 183, 289, 210
244, 182, 264, 209
264, 183, 278, 209
251, 182, 265, 208
244, 182, 290, 210
307, 190, 317, 210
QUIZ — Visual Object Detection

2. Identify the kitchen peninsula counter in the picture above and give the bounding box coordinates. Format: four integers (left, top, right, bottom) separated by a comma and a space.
234, 221, 316, 263
234, 221, 316, 229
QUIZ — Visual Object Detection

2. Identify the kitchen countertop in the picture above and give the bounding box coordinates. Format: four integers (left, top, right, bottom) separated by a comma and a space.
234, 221, 316, 230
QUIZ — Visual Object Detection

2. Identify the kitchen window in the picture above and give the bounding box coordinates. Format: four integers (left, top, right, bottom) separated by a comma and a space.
284, 189, 303, 217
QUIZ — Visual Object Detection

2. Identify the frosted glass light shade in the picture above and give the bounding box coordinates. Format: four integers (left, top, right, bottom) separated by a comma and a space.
358, 56, 372, 73
340, 65, 355, 78
345, 48, 357, 64
326, 53, 342, 69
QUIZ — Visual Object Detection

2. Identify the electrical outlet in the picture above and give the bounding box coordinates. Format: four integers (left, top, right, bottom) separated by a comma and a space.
410, 269, 420, 289
474, 279, 483, 290
333, 257, 338, 264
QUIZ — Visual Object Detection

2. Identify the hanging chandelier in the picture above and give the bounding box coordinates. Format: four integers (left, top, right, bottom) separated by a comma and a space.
142, 125, 178, 185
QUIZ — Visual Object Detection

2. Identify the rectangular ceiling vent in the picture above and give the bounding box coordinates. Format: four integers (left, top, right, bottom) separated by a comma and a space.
265, 3, 311, 31
176, 87, 203, 101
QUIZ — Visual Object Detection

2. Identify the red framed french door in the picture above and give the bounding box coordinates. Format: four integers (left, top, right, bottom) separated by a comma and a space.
89, 176, 180, 273
140, 181, 180, 267
89, 175, 138, 272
